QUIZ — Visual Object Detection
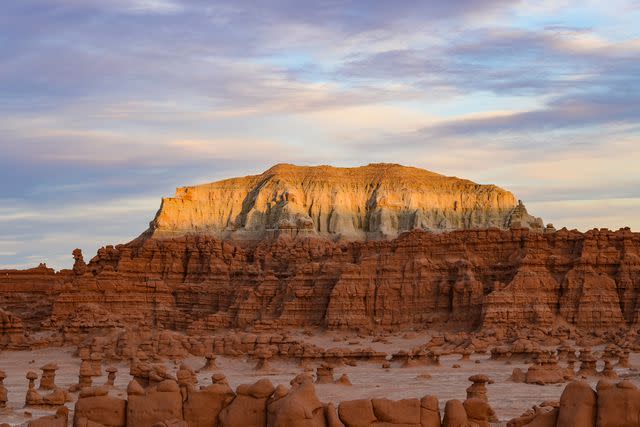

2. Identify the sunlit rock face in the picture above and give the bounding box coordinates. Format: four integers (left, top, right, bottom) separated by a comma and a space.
148, 163, 543, 241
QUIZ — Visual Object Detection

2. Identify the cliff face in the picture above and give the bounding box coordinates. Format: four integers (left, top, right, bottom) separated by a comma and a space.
149, 163, 543, 240
1, 228, 639, 342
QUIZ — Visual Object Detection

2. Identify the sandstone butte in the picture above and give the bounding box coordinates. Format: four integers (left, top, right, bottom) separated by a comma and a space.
149, 163, 544, 240
1, 163, 639, 347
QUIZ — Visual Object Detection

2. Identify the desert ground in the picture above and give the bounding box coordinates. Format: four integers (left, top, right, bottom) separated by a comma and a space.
1, 331, 638, 426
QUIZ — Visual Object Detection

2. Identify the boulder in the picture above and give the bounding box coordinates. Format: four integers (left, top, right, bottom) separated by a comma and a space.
442, 399, 471, 427
27, 407, 69, 427
556, 380, 596, 427
596, 379, 640, 427
371, 398, 421, 425
183, 380, 235, 427
338, 399, 377, 427
74, 389, 126, 427
420, 395, 441, 427
267, 381, 325, 427
126, 379, 183, 427
219, 379, 275, 427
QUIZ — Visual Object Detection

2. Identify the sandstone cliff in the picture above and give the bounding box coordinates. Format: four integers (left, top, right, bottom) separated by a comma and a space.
1, 228, 639, 342
148, 163, 543, 240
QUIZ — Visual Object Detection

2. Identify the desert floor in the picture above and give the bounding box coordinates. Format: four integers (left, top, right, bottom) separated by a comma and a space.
1, 332, 638, 426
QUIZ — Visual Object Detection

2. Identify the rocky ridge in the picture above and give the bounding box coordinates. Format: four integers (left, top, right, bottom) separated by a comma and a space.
1, 227, 639, 345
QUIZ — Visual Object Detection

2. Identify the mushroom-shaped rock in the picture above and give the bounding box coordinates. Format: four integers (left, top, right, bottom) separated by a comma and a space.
525, 352, 565, 385
26, 371, 43, 405
577, 349, 597, 376
25, 372, 43, 406
315, 364, 335, 384
105, 366, 118, 386
27, 371, 39, 387
466, 374, 493, 402
254, 349, 273, 371
39, 363, 59, 390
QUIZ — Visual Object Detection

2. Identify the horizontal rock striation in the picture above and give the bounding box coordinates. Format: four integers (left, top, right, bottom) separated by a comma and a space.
148, 163, 543, 240
1, 227, 639, 341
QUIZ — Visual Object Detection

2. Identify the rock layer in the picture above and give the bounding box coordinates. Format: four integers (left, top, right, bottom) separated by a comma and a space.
1, 227, 639, 339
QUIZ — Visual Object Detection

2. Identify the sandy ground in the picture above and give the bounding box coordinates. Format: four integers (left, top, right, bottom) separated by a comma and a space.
0, 338, 639, 426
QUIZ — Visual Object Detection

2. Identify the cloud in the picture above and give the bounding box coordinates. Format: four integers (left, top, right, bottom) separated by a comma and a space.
1, 0, 639, 269
10, 0, 184, 15
528, 198, 640, 231
420, 94, 639, 137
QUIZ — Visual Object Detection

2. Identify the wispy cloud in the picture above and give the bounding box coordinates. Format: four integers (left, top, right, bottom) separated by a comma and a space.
1, 0, 638, 269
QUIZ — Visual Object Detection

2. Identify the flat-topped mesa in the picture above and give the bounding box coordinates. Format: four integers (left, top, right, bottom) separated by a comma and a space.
148, 163, 543, 240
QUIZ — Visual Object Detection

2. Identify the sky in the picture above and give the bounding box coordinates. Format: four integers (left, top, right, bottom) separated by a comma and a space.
1, 0, 639, 269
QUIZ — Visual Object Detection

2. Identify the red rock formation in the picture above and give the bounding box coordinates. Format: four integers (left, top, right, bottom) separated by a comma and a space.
510, 379, 640, 427
1, 227, 640, 339
3, 165, 639, 347
0, 264, 63, 329
62, 375, 640, 427
74, 386, 126, 427
127, 379, 183, 427
0, 307, 29, 350
338, 397, 438, 427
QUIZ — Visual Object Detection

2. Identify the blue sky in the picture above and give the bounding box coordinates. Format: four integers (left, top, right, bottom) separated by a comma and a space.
1, 0, 639, 269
